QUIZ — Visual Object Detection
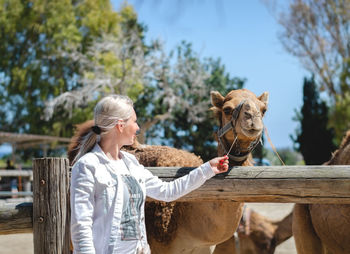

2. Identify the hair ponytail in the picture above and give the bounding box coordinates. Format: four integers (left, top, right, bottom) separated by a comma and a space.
68, 120, 96, 165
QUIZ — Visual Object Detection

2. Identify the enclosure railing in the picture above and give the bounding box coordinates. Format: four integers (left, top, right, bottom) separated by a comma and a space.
0, 157, 350, 253
0, 169, 33, 197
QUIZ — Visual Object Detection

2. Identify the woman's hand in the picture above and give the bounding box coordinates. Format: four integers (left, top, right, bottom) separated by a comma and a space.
209, 155, 229, 174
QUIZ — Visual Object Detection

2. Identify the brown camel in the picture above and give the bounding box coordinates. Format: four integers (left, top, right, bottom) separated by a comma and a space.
67, 88, 270, 253
293, 130, 350, 254
210, 89, 292, 254
146, 88, 269, 253
213, 207, 293, 254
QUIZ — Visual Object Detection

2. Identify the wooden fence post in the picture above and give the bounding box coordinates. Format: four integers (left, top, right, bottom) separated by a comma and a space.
33, 158, 70, 254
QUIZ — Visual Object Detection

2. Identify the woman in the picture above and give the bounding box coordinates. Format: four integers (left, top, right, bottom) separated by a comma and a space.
70, 94, 229, 254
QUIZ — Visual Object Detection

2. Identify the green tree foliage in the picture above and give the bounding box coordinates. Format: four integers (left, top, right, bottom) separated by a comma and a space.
329, 59, 350, 144
270, 148, 303, 165
2, 0, 247, 162
0, 0, 143, 139
292, 76, 336, 165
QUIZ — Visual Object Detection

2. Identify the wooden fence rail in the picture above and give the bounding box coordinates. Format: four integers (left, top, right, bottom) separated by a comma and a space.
0, 202, 32, 235
155, 165, 350, 203
0, 169, 33, 196
0, 170, 33, 178
0, 158, 350, 253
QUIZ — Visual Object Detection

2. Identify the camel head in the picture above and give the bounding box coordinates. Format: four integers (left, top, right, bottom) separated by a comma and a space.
211, 89, 269, 164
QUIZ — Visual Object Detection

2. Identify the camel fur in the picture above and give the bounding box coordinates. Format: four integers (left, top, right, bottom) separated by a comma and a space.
213, 207, 293, 254
292, 130, 350, 254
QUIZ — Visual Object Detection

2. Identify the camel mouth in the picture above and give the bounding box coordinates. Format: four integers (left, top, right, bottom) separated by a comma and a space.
242, 128, 262, 138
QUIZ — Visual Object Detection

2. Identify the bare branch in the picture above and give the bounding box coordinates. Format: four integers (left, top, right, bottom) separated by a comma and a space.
267, 0, 350, 98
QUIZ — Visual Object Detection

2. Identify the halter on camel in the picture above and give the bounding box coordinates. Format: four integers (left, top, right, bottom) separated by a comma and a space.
217, 100, 262, 162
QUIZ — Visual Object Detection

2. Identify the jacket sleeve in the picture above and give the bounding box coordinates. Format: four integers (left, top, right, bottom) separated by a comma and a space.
70, 160, 96, 254
143, 162, 215, 202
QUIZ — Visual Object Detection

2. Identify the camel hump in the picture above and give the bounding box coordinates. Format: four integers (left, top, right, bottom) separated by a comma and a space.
124, 144, 203, 167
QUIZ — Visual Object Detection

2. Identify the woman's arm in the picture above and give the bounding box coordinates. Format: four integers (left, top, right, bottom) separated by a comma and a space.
70, 161, 96, 254
144, 156, 228, 202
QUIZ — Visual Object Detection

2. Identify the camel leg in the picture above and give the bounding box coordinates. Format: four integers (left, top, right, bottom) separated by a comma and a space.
212, 235, 238, 254
293, 204, 323, 254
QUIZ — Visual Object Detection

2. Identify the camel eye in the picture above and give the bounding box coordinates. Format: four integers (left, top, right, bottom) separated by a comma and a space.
262, 108, 266, 115
223, 107, 232, 115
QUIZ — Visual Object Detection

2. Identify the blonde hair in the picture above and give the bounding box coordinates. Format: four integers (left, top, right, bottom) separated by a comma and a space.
72, 94, 134, 164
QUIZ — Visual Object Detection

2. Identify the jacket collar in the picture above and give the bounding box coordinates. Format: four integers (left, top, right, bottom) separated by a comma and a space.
91, 143, 110, 163
91, 143, 134, 171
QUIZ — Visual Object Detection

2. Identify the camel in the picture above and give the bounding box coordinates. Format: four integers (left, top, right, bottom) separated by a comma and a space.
143, 88, 270, 253
67, 88, 272, 253
213, 207, 293, 254
292, 130, 350, 254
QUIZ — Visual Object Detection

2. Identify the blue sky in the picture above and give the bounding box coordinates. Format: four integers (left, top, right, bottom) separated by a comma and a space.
112, 0, 309, 149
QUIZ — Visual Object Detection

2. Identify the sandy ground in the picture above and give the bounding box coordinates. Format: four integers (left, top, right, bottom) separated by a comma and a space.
0, 203, 296, 254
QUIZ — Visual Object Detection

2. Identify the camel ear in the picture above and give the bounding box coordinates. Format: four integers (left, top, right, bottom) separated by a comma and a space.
258, 92, 269, 106
210, 91, 225, 108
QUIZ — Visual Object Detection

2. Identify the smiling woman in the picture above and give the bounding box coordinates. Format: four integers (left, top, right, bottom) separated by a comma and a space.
69, 94, 229, 254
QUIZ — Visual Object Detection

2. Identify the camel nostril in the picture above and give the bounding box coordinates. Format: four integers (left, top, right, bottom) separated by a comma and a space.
244, 112, 252, 119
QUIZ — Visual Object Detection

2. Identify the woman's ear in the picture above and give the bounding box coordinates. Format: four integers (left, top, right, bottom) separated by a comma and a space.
116, 121, 125, 132
116, 123, 124, 132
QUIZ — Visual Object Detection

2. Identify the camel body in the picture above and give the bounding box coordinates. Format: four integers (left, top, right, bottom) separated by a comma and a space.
293, 131, 350, 254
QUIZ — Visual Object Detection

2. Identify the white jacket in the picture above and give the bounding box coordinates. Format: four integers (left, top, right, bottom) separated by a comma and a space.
70, 144, 215, 254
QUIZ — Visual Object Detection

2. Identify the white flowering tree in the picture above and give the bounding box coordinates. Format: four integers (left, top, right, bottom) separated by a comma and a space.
44, 35, 245, 160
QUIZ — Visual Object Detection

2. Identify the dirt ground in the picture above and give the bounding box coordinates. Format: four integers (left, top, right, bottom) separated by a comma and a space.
0, 203, 296, 254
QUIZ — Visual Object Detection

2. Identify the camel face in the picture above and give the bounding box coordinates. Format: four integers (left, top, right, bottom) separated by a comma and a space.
211, 89, 269, 156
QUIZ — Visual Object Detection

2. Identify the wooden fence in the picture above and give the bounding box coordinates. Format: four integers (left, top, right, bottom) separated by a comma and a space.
0, 169, 33, 197
0, 157, 350, 253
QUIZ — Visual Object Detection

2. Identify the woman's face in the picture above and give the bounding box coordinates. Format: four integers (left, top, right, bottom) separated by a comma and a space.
120, 109, 140, 146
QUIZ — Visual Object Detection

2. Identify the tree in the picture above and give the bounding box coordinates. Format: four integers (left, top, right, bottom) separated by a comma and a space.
45, 37, 245, 161
269, 148, 303, 165
0, 0, 144, 140
292, 76, 336, 165
269, 0, 350, 99
264, 0, 350, 143
140, 42, 245, 161
328, 58, 350, 143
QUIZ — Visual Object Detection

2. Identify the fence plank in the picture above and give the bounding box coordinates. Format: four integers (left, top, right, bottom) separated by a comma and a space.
0, 170, 33, 177
0, 202, 32, 234
33, 158, 70, 254
146, 165, 350, 203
